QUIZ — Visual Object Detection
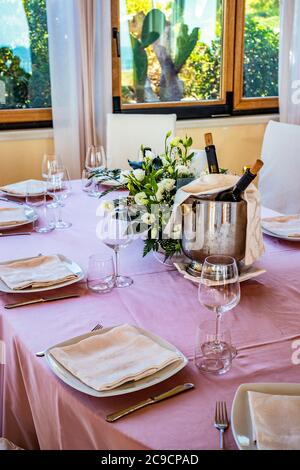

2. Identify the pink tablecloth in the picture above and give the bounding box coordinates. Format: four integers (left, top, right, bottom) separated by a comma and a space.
1, 182, 300, 450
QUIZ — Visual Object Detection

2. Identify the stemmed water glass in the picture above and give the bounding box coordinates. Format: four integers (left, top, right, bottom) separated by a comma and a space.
97, 206, 134, 288
197, 256, 240, 374
85, 145, 106, 197
47, 166, 72, 229
42, 154, 63, 179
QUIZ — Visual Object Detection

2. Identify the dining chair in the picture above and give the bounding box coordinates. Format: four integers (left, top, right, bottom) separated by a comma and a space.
259, 120, 300, 214
106, 113, 177, 169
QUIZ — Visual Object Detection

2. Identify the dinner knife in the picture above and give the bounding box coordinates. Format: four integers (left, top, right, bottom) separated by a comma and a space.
4, 293, 81, 309
106, 383, 195, 423
0, 232, 32, 237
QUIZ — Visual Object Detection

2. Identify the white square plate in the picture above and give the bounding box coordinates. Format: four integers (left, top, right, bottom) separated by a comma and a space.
0, 254, 84, 294
231, 383, 300, 450
46, 326, 188, 397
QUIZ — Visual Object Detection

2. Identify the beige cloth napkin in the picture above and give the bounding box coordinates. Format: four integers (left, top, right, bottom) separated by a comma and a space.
0, 207, 28, 226
0, 438, 23, 451
0, 179, 45, 196
0, 255, 77, 290
167, 174, 264, 266
50, 324, 182, 391
248, 391, 300, 450
262, 215, 300, 238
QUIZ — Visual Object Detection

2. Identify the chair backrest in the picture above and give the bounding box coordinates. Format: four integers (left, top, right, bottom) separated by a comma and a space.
106, 114, 177, 169
259, 120, 300, 214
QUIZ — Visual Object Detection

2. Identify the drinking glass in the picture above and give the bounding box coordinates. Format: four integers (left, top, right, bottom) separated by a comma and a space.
82, 169, 93, 193
87, 254, 115, 294
25, 181, 55, 234
195, 320, 234, 375
85, 146, 106, 198
85, 145, 106, 172
47, 166, 72, 229
42, 154, 63, 179
198, 256, 240, 374
97, 207, 133, 288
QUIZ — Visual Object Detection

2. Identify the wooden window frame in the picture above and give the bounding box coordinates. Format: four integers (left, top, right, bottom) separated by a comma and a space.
0, 109, 52, 126
233, 0, 279, 111
111, 0, 279, 117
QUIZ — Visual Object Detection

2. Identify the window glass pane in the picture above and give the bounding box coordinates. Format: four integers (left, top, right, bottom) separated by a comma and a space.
0, 0, 51, 110
243, 0, 280, 98
120, 0, 224, 105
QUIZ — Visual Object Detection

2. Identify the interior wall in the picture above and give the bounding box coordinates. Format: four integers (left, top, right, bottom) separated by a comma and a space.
0, 138, 54, 186
177, 123, 267, 175
0, 121, 267, 186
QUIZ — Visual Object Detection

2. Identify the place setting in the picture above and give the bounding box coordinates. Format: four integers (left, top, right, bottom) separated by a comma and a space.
2, 0, 300, 456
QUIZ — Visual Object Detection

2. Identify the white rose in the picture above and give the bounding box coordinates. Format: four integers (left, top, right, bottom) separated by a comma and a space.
159, 178, 176, 192
119, 170, 131, 184
175, 165, 190, 177
141, 212, 156, 225
134, 192, 147, 206
133, 169, 145, 182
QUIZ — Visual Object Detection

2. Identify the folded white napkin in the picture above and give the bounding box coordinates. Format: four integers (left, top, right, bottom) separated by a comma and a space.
0, 207, 28, 226
262, 215, 300, 238
167, 174, 264, 266
248, 391, 300, 450
0, 179, 45, 196
50, 324, 182, 391
0, 255, 77, 290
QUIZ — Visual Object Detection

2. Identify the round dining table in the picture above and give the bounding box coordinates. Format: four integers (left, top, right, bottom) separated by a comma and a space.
0, 181, 300, 450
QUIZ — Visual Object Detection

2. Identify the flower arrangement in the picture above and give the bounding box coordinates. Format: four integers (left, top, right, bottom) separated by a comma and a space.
93, 132, 198, 259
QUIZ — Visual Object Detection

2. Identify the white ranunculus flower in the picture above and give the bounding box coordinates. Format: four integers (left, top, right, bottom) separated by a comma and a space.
175, 165, 190, 177
156, 187, 164, 203
141, 212, 156, 225
134, 192, 148, 206
119, 170, 131, 184
133, 169, 145, 182
144, 150, 156, 161
159, 178, 176, 192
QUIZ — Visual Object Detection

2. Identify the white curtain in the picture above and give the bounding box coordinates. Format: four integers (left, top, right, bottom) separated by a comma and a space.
280, 0, 300, 124
46, 0, 112, 178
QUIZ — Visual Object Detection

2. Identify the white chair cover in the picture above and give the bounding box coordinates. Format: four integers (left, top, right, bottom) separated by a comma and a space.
106, 114, 177, 169
259, 120, 300, 214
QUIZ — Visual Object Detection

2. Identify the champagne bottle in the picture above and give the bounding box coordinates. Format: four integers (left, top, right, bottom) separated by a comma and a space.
205, 133, 220, 174
216, 159, 264, 202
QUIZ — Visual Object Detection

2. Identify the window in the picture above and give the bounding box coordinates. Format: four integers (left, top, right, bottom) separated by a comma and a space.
111, 0, 280, 117
0, 0, 52, 125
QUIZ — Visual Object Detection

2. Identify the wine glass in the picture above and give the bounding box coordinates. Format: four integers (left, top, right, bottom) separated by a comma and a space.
198, 256, 240, 374
97, 206, 133, 288
85, 145, 106, 197
47, 166, 72, 229
26, 181, 55, 234
42, 154, 63, 179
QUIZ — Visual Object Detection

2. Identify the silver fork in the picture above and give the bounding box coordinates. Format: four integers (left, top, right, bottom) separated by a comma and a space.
214, 401, 229, 450
35, 323, 103, 357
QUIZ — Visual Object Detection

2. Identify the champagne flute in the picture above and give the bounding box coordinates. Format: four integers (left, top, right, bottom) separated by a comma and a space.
198, 256, 240, 373
47, 166, 72, 229
97, 206, 133, 288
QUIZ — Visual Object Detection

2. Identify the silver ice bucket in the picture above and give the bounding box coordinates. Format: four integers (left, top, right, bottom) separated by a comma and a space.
181, 197, 247, 265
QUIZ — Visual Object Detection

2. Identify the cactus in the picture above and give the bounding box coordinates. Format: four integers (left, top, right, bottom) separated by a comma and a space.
174, 24, 199, 72
130, 2, 199, 102
130, 9, 166, 102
